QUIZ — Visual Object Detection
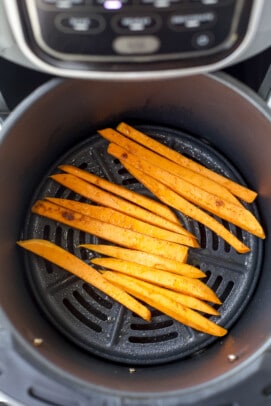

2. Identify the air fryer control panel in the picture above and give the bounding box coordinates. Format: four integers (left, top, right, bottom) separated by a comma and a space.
18, 0, 254, 72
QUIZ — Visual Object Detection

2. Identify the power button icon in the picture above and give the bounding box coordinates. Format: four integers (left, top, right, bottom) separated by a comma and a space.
192, 32, 214, 49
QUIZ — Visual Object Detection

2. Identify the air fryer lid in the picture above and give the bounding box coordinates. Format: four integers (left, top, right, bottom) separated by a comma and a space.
22, 124, 262, 366
0, 74, 271, 405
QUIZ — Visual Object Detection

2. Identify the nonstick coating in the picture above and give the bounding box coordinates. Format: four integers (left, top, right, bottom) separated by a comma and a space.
0, 73, 271, 406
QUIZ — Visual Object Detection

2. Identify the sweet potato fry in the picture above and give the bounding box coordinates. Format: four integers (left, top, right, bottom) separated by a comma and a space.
141, 282, 220, 316
121, 163, 250, 254
50, 173, 189, 235
116, 122, 257, 203
46, 198, 198, 248
16, 239, 151, 321
80, 244, 204, 277
103, 271, 219, 315
32, 200, 189, 262
108, 143, 265, 239
103, 272, 227, 336
91, 257, 221, 304
99, 128, 242, 207
59, 164, 180, 225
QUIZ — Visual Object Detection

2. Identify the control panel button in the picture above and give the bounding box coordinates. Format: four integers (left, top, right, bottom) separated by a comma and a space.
112, 15, 160, 33
190, 0, 231, 4
93, 0, 132, 9
169, 12, 216, 30
201, 0, 219, 3
113, 36, 160, 54
41, 0, 85, 8
55, 14, 105, 33
192, 31, 214, 48
139, 0, 181, 8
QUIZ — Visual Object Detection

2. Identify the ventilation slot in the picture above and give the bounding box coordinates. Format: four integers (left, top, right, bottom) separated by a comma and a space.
73, 291, 107, 321
83, 283, 113, 309
55, 185, 66, 198
122, 177, 140, 186
43, 224, 51, 240
55, 225, 63, 246
43, 258, 54, 274
79, 231, 89, 260
129, 331, 178, 344
67, 191, 78, 200
221, 220, 231, 253
78, 195, 88, 203
131, 320, 173, 331
78, 162, 88, 170
67, 228, 75, 254
212, 230, 219, 251
197, 222, 207, 248
235, 225, 244, 245
203, 270, 212, 283
211, 275, 223, 292
63, 298, 102, 332
220, 281, 234, 302
131, 308, 163, 319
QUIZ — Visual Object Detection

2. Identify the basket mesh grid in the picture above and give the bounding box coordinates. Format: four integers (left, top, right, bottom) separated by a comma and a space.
22, 125, 263, 365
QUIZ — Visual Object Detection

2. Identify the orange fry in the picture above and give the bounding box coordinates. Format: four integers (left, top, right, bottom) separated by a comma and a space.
17, 239, 151, 321
103, 272, 227, 336
117, 122, 257, 203
140, 282, 220, 316
80, 244, 204, 277
99, 128, 242, 207
104, 271, 219, 315
91, 257, 221, 304
51, 173, 189, 235
47, 198, 198, 248
108, 143, 264, 239
32, 200, 189, 262
121, 162, 250, 254
59, 164, 180, 225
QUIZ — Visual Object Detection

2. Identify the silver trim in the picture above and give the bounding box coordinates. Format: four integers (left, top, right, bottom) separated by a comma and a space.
0, 92, 9, 113
0, 392, 23, 406
0, 90, 9, 133
3, 0, 265, 79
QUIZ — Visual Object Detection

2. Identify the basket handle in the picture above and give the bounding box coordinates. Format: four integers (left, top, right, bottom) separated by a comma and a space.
258, 64, 271, 108
0, 90, 9, 131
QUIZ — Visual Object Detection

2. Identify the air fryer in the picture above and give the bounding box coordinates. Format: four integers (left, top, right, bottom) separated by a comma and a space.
0, 1, 271, 406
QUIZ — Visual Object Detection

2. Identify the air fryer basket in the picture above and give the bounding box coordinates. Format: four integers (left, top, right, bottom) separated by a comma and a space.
22, 124, 262, 366
0, 73, 271, 405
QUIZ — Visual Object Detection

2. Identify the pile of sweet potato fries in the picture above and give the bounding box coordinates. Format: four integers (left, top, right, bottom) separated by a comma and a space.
17, 123, 265, 337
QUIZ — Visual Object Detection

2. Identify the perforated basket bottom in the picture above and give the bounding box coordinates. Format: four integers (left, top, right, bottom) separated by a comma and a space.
22, 124, 263, 365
